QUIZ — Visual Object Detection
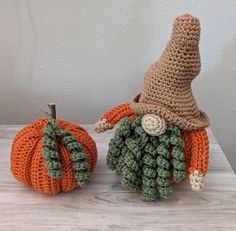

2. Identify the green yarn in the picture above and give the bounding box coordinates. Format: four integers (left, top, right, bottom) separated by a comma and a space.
62, 130, 90, 187
42, 118, 62, 179
167, 125, 186, 183
42, 118, 90, 188
107, 115, 186, 201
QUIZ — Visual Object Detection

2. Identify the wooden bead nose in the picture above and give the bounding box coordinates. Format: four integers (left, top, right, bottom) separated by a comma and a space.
141, 114, 167, 136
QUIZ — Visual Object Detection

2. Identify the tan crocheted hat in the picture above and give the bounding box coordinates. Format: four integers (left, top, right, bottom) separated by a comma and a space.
130, 14, 209, 130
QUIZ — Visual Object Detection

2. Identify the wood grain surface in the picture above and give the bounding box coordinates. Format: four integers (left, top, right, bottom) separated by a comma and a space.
0, 125, 235, 231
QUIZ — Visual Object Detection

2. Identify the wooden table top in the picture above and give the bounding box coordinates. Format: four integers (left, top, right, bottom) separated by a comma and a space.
0, 125, 236, 231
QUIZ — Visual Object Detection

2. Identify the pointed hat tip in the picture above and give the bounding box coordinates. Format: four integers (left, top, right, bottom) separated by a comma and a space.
171, 13, 200, 46
175, 13, 199, 21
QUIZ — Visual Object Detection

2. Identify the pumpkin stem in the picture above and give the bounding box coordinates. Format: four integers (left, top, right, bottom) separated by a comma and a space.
48, 103, 56, 119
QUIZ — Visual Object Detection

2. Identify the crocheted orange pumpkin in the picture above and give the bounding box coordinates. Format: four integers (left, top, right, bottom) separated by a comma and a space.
11, 105, 97, 194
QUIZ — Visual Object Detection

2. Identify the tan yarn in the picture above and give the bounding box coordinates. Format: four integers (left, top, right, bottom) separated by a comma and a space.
130, 14, 209, 130
141, 114, 166, 136
189, 170, 204, 191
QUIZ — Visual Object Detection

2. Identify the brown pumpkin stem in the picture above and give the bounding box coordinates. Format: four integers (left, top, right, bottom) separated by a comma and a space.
48, 103, 56, 119
47, 103, 60, 178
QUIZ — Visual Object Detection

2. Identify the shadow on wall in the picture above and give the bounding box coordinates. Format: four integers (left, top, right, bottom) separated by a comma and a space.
198, 36, 236, 172
0, 1, 154, 124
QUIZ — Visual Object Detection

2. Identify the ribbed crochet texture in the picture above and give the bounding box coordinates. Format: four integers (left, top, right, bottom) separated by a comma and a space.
107, 115, 186, 201
11, 118, 97, 194
130, 14, 209, 130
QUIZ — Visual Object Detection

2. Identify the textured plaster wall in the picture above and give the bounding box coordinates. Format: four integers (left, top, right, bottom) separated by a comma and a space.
0, 0, 236, 171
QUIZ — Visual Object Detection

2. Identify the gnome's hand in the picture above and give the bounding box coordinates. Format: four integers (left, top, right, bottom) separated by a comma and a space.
189, 170, 204, 191
94, 104, 136, 133
94, 118, 111, 133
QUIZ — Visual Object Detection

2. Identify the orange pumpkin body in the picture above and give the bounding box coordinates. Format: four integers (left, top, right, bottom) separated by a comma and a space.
11, 118, 97, 194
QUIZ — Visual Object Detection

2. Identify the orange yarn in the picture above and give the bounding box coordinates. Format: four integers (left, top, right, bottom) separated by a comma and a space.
101, 104, 136, 128
181, 130, 192, 169
181, 129, 209, 176
188, 129, 209, 175
11, 118, 97, 194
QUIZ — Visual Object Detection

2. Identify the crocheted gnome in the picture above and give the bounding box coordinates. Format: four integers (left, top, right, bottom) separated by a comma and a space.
11, 104, 97, 194
95, 14, 209, 201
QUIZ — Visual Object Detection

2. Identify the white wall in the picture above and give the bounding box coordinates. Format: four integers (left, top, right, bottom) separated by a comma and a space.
1, 0, 236, 171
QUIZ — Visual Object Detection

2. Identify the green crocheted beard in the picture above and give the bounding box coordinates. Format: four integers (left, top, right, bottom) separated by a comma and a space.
107, 115, 186, 201
41, 118, 90, 187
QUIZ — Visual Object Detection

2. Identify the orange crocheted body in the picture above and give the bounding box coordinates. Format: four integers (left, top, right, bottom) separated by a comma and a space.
11, 118, 97, 194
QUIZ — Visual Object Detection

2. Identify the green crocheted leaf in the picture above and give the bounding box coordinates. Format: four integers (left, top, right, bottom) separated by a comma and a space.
42, 118, 62, 179
61, 130, 90, 188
